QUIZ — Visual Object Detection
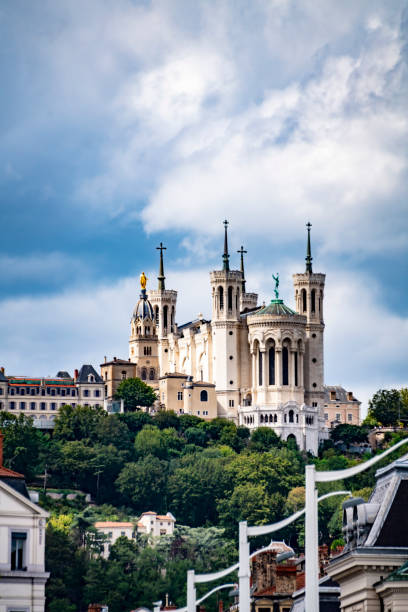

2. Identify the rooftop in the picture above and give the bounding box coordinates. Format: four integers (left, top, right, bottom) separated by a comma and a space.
253, 299, 298, 317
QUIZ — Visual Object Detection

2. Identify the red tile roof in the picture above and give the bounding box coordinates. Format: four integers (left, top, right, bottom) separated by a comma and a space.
0, 465, 24, 478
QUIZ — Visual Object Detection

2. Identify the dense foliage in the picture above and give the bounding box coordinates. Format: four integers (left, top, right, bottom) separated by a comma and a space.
115, 377, 157, 410
1, 386, 408, 611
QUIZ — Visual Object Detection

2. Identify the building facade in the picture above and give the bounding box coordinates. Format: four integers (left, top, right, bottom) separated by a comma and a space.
138, 511, 175, 537
0, 431, 49, 612
323, 386, 361, 428
0, 365, 104, 426
328, 453, 408, 611
100, 222, 359, 454
94, 521, 135, 559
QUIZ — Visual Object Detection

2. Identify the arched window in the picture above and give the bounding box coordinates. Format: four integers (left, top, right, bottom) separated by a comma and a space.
171, 306, 175, 332
200, 390, 208, 402
274, 414, 277, 423
154, 306, 159, 325
269, 414, 273, 423
260, 414, 264, 423
311, 289, 316, 313
258, 351, 263, 386
289, 409, 294, 423
269, 346, 275, 385
228, 286, 233, 311
236, 289, 239, 310
141, 368, 147, 381
163, 305, 168, 331
218, 286, 224, 310
302, 289, 307, 312
121, 371, 127, 380
282, 347, 289, 385
149, 369, 155, 380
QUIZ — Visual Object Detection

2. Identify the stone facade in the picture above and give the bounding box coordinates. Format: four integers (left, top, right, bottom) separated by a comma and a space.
102, 223, 360, 455
0, 431, 49, 612
0, 365, 104, 426
323, 385, 361, 427
327, 454, 408, 611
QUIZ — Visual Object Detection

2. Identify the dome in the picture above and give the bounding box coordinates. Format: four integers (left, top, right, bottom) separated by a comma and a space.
255, 299, 297, 316
132, 289, 154, 321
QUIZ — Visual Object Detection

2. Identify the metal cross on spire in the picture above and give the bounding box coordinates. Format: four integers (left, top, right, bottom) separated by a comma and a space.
156, 242, 167, 290
223, 220, 230, 272
237, 245, 247, 292
305, 222, 313, 274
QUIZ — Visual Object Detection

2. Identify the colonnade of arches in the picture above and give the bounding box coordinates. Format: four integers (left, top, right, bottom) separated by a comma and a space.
153, 304, 176, 334
295, 287, 323, 317
251, 338, 303, 389
213, 285, 240, 315
140, 367, 156, 381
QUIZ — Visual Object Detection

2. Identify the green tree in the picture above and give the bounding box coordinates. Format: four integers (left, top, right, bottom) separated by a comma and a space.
153, 410, 180, 430
249, 427, 281, 451
115, 455, 167, 512
115, 377, 157, 410
0, 412, 44, 480
167, 454, 234, 526
367, 389, 404, 426
118, 410, 153, 434
330, 424, 369, 447
134, 425, 168, 459
53, 404, 105, 442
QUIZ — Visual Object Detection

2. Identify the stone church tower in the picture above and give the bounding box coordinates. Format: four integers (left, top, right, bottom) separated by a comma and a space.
292, 223, 326, 413
129, 273, 159, 383
210, 221, 243, 416
147, 243, 177, 375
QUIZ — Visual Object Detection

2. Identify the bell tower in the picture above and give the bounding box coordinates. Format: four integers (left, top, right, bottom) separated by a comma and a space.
292, 223, 326, 410
210, 221, 242, 418
148, 243, 177, 375
129, 273, 159, 385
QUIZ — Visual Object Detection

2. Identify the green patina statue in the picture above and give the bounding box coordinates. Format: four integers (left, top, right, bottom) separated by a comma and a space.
272, 273, 279, 300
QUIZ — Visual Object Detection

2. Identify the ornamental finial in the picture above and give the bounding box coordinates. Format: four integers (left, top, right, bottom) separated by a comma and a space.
140, 271, 148, 290
237, 245, 247, 292
222, 220, 230, 272
306, 222, 313, 273
156, 242, 166, 290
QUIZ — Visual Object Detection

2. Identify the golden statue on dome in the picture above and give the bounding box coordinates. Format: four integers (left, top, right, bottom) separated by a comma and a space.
140, 272, 148, 290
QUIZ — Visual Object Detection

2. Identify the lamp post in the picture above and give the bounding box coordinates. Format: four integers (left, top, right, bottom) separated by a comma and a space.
305, 437, 408, 612
239, 490, 351, 612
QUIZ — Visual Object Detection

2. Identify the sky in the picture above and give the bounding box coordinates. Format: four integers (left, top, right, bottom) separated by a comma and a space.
1, 0, 408, 415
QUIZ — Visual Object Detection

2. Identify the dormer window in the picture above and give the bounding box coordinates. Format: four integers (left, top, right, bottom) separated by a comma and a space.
88, 374, 95, 383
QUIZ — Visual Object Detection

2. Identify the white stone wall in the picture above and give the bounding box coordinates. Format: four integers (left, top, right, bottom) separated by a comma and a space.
0, 480, 49, 612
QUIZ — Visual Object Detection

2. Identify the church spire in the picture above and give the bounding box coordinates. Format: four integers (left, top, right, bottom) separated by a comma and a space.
305, 222, 313, 273
156, 242, 166, 290
237, 245, 247, 292
222, 220, 230, 271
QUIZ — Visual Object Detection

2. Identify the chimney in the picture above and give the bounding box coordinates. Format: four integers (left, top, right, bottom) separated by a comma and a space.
74, 369, 79, 381
0, 367, 4, 374
0, 429, 3, 467
114, 357, 117, 362
104, 356, 107, 363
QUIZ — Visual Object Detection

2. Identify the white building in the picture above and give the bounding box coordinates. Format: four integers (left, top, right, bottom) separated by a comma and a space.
0, 431, 49, 612
0, 365, 105, 427
124, 223, 350, 455
138, 511, 176, 537
94, 521, 135, 559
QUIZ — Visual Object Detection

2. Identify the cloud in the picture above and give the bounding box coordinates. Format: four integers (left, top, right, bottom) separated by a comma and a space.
0, 252, 87, 283
141, 18, 408, 255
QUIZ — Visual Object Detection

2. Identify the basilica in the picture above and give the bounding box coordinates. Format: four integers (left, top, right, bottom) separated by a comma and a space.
101, 222, 360, 455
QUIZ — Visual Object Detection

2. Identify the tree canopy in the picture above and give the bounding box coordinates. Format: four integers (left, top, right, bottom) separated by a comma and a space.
115, 377, 157, 410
